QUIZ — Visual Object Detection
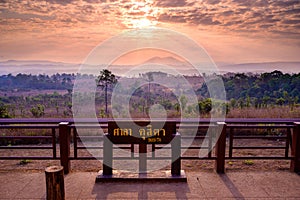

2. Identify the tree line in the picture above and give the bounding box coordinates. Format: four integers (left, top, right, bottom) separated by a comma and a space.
198, 70, 300, 109
0, 73, 75, 91
0, 70, 299, 118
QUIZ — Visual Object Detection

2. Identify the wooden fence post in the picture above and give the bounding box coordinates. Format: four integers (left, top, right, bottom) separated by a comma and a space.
215, 122, 226, 173
171, 133, 181, 176
139, 143, 147, 173
59, 122, 70, 174
290, 122, 300, 173
103, 133, 113, 176
45, 166, 65, 200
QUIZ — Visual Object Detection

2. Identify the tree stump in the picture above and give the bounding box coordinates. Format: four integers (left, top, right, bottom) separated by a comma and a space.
45, 166, 65, 200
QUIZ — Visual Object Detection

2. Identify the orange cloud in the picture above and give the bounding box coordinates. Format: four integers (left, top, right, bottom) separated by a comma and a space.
0, 0, 299, 64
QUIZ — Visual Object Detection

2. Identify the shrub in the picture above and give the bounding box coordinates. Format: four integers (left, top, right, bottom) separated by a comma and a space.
243, 160, 254, 165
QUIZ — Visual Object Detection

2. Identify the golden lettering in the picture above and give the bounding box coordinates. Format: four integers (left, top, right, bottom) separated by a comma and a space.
161, 129, 165, 136
153, 129, 160, 136
139, 129, 146, 140
146, 125, 152, 136
113, 128, 132, 136
122, 128, 132, 136
113, 126, 166, 142
148, 138, 156, 143
120, 129, 125, 136
113, 128, 119, 136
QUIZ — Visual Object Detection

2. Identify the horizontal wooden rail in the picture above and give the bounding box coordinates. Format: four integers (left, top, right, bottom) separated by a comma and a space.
1, 118, 299, 124
181, 157, 216, 160
227, 125, 294, 128
226, 156, 294, 160
232, 146, 285, 149
0, 125, 59, 129
0, 146, 53, 149
0, 156, 59, 160
0, 136, 52, 139
233, 136, 287, 139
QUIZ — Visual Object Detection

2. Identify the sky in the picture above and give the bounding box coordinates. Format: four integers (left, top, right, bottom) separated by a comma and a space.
0, 0, 300, 66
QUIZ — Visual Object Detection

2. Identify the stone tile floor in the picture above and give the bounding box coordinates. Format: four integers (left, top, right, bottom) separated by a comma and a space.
0, 171, 300, 199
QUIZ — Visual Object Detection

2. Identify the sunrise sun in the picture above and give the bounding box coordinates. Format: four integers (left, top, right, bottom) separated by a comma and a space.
131, 18, 156, 28
124, 0, 158, 28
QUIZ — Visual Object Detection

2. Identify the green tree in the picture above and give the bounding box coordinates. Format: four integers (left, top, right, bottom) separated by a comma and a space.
229, 98, 237, 109
262, 96, 270, 108
0, 103, 11, 118
99, 109, 105, 118
180, 95, 188, 111
237, 98, 244, 109
143, 72, 154, 112
246, 96, 251, 107
174, 103, 180, 114
198, 98, 212, 115
8, 104, 16, 117
160, 99, 172, 110
253, 97, 260, 109
187, 105, 195, 114
276, 97, 285, 106
20, 105, 25, 117
63, 102, 73, 116
30, 104, 45, 118
96, 69, 117, 115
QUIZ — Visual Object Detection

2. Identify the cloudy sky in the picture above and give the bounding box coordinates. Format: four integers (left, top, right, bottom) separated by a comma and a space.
0, 0, 299, 66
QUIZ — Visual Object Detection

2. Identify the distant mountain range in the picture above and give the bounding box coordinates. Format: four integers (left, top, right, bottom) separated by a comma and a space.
0, 58, 299, 75
0, 60, 80, 75
142, 56, 187, 66
220, 62, 300, 74
142, 57, 300, 74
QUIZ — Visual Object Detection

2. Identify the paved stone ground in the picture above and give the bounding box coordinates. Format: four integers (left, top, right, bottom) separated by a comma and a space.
0, 171, 300, 199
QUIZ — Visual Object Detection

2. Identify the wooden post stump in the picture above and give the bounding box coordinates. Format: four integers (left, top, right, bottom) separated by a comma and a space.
45, 166, 65, 200
215, 122, 226, 173
59, 122, 71, 174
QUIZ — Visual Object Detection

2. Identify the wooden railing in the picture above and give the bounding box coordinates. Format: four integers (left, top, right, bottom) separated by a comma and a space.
0, 118, 299, 174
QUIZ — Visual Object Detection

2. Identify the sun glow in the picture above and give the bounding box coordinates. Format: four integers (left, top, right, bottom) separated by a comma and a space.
124, 0, 158, 29
131, 18, 157, 28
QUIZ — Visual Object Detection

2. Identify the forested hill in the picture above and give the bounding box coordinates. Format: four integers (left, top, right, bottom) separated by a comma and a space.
0, 73, 75, 90
1, 71, 299, 105
198, 70, 300, 106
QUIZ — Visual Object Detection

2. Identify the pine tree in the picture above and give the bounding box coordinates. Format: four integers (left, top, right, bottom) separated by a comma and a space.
96, 69, 117, 115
